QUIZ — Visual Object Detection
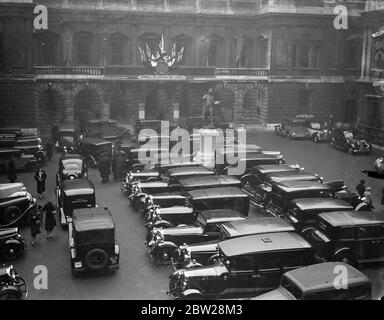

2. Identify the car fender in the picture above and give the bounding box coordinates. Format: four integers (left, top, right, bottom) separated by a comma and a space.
240, 173, 253, 185
0, 203, 35, 228
153, 241, 178, 254
0, 286, 22, 298
87, 155, 97, 167
180, 289, 203, 299
4, 238, 23, 246
333, 247, 354, 260
148, 220, 175, 230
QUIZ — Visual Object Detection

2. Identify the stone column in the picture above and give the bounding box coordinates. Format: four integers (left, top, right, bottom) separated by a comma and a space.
361, 28, 368, 78
131, 25, 138, 65
366, 25, 373, 78
225, 28, 233, 67
62, 22, 72, 66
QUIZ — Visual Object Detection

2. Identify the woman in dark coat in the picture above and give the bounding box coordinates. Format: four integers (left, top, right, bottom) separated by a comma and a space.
7, 157, 17, 183
28, 205, 42, 246
43, 201, 56, 239
34, 167, 47, 199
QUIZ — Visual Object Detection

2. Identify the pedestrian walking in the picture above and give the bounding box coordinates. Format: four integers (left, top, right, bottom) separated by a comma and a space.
45, 139, 54, 161
355, 179, 366, 198
34, 167, 47, 199
112, 148, 126, 182
43, 201, 56, 239
28, 205, 42, 246
98, 152, 111, 183
6, 157, 17, 183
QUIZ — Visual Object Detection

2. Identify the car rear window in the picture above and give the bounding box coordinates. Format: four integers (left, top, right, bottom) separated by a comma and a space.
64, 163, 81, 171
77, 229, 114, 244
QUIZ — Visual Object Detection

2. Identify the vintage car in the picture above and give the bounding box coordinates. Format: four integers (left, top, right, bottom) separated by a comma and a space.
14, 137, 46, 164
285, 198, 354, 230
0, 265, 28, 300
0, 149, 38, 173
168, 232, 314, 300
145, 210, 246, 264
305, 121, 330, 143
124, 145, 170, 172
0, 183, 36, 228
68, 207, 119, 275
76, 138, 113, 168
56, 154, 88, 188
263, 180, 334, 218
130, 165, 215, 209
85, 119, 122, 142
301, 211, 384, 266
254, 262, 371, 300
0, 227, 27, 261
275, 117, 309, 139
242, 171, 324, 207
56, 126, 79, 151
145, 187, 250, 229
0, 128, 24, 139
57, 179, 96, 227
173, 217, 295, 269
240, 164, 303, 190
0, 134, 18, 149
330, 128, 372, 154
216, 152, 285, 177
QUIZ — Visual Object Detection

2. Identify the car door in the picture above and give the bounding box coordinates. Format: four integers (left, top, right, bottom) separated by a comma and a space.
254, 252, 283, 292
355, 226, 383, 261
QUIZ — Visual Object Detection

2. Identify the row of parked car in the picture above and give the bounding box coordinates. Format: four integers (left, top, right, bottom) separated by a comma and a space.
275, 115, 373, 155
119, 132, 381, 300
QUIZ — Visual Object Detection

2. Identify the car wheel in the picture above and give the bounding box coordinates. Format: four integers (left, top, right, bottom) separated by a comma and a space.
155, 247, 175, 265
85, 248, 108, 271
2, 244, 22, 261
334, 252, 355, 266
0, 291, 20, 300
207, 254, 220, 266
2, 206, 22, 225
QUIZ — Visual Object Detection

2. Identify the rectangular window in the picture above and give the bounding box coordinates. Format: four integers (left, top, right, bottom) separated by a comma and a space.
298, 90, 311, 114
111, 41, 123, 65
292, 44, 320, 68
208, 43, 218, 66
78, 40, 91, 66
0, 35, 4, 66
42, 40, 56, 65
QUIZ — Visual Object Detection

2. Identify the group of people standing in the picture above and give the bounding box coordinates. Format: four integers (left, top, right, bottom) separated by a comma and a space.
98, 145, 126, 184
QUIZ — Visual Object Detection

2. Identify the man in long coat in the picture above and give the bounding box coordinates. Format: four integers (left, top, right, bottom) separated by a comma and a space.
98, 153, 111, 183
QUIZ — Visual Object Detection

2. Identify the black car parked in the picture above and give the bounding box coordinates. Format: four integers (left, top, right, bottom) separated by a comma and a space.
57, 179, 96, 227
145, 187, 250, 229
174, 217, 295, 269
0, 265, 28, 300
76, 138, 113, 168
68, 207, 119, 276
14, 137, 46, 165
302, 210, 384, 266
168, 232, 314, 300
330, 128, 372, 154
0, 228, 27, 261
145, 210, 246, 264
0, 183, 36, 228
0, 149, 38, 173
56, 154, 88, 188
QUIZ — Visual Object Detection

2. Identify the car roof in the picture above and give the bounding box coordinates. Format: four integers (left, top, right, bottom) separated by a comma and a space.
80, 138, 111, 145
254, 164, 300, 174
267, 171, 319, 182
319, 211, 384, 227
219, 232, 311, 257
285, 262, 371, 294
60, 155, 84, 164
0, 183, 26, 199
73, 207, 114, 232
166, 166, 214, 176
179, 175, 240, 188
274, 180, 331, 192
59, 127, 76, 131
222, 218, 295, 238
0, 148, 20, 153
240, 153, 281, 161
62, 179, 95, 195
188, 187, 248, 200
199, 210, 246, 224
291, 198, 353, 212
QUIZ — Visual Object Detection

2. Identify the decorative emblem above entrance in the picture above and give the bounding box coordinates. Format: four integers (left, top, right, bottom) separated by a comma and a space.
138, 35, 184, 75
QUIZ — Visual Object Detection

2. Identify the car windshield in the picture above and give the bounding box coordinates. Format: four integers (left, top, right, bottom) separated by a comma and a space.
77, 229, 114, 244
344, 131, 354, 139
281, 276, 303, 299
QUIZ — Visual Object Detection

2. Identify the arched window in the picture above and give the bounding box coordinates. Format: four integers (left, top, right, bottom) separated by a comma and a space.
74, 32, 94, 66
173, 34, 192, 66
256, 35, 268, 68
108, 33, 128, 65
345, 36, 362, 69
139, 33, 161, 53
206, 35, 223, 67
34, 31, 59, 66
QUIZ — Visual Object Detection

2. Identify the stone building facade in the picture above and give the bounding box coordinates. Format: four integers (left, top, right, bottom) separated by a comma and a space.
0, 0, 372, 138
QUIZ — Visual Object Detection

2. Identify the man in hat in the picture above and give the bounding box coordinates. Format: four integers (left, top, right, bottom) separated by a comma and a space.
355, 179, 366, 198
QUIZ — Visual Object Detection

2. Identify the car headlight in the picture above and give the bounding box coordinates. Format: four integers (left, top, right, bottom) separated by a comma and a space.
114, 244, 119, 255
74, 261, 82, 268
292, 132, 296, 136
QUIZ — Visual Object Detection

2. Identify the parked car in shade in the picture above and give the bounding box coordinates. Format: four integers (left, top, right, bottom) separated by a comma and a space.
14, 137, 46, 164
243, 171, 324, 207
254, 262, 371, 300
173, 217, 295, 269
76, 138, 113, 168
0, 265, 28, 300
168, 232, 314, 300
56, 179, 96, 227
56, 126, 79, 151
275, 117, 309, 139
0, 183, 36, 228
305, 121, 330, 143
56, 154, 88, 188
68, 207, 119, 276
145, 210, 246, 264
0, 227, 27, 261
124, 145, 170, 172
285, 198, 354, 230
330, 128, 372, 154
85, 119, 122, 142
263, 180, 334, 218
301, 210, 384, 266
145, 187, 250, 229
0, 149, 38, 173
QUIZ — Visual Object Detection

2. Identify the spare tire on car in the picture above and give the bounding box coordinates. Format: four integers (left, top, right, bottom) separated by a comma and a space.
84, 248, 108, 271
